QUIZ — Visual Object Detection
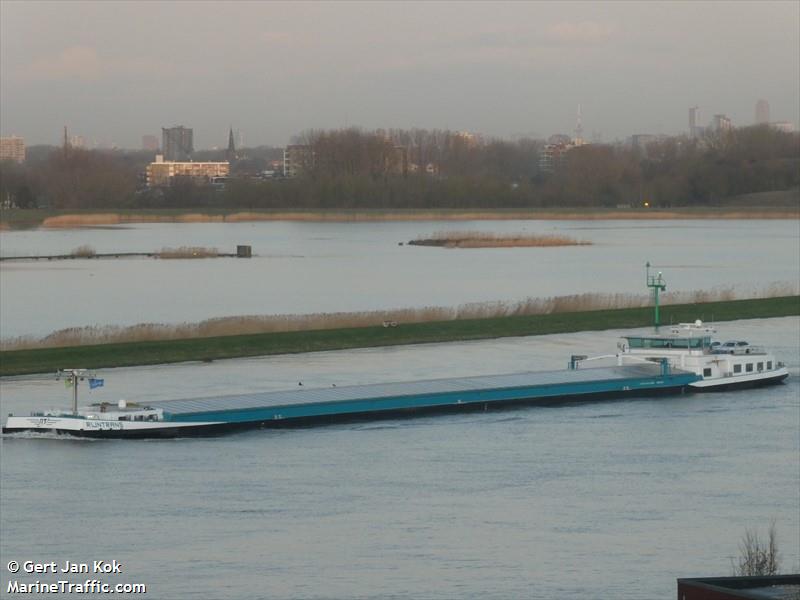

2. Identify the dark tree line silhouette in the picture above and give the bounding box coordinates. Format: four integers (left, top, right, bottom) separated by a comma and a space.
1, 125, 797, 210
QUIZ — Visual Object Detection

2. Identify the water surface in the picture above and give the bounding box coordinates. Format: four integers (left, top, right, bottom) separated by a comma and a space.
1, 219, 798, 338
2, 318, 798, 599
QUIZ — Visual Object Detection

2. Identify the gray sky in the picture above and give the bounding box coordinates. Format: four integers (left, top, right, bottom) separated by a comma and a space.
2, 0, 798, 148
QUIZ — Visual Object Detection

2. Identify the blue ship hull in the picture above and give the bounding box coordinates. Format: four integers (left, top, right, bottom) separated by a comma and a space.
55, 384, 690, 439
3, 364, 701, 439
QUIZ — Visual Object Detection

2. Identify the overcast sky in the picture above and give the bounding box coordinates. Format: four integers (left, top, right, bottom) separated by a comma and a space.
2, 0, 798, 148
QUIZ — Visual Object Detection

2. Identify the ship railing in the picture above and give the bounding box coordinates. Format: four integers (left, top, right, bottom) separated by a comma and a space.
713, 346, 767, 356
569, 353, 671, 370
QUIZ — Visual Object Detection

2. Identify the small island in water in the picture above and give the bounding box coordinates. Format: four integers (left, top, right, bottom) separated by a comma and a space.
408, 231, 591, 248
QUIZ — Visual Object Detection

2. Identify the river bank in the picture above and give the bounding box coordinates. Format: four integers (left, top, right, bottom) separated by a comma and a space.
1, 296, 797, 376
2, 206, 799, 229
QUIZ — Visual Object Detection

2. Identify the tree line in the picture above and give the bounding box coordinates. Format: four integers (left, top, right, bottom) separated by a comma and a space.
1, 125, 797, 210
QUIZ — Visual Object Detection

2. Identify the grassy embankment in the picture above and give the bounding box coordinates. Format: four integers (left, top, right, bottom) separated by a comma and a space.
1, 205, 799, 230
1, 296, 797, 376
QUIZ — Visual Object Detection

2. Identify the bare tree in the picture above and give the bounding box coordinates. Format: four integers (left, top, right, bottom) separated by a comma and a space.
731, 521, 780, 576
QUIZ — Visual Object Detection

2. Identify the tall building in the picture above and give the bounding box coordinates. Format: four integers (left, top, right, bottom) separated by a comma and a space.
689, 106, 701, 138
630, 134, 658, 156
454, 131, 481, 148
142, 135, 159, 151
712, 114, 733, 132
161, 126, 194, 161
283, 145, 314, 177
539, 134, 574, 173
755, 99, 770, 124
146, 155, 229, 187
70, 135, 87, 149
770, 121, 795, 133
0, 136, 25, 163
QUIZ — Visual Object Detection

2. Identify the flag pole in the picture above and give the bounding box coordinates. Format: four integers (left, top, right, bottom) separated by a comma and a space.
58, 369, 95, 415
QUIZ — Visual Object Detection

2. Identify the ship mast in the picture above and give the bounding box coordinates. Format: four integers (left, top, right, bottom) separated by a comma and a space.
58, 369, 95, 414
646, 262, 666, 331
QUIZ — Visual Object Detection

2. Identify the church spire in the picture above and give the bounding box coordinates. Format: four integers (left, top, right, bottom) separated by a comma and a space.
227, 126, 237, 161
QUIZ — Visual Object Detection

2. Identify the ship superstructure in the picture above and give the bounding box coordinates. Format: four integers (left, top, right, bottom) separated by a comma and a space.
619, 320, 788, 390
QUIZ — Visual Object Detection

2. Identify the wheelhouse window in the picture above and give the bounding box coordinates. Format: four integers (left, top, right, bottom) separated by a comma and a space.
625, 336, 709, 349
767, 361, 773, 370
757, 362, 764, 371
746, 363, 754, 372
733, 364, 742, 374
703, 368, 712, 377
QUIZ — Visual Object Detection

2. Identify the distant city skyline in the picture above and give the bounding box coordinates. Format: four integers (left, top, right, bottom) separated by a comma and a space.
7, 105, 797, 153
2, 1, 798, 148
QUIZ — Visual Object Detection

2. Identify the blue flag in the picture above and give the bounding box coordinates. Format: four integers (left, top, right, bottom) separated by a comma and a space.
89, 378, 104, 389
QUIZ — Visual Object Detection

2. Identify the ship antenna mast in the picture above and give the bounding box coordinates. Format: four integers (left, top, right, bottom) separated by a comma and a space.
646, 262, 666, 331
57, 368, 96, 414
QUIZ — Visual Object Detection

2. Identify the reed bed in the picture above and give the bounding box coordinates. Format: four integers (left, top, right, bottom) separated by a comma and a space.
33, 208, 800, 229
70, 244, 96, 258
3, 283, 796, 351
157, 246, 220, 259
211, 209, 800, 222
43, 214, 122, 227
176, 213, 225, 223
410, 231, 591, 248
208, 209, 800, 222
41, 214, 171, 228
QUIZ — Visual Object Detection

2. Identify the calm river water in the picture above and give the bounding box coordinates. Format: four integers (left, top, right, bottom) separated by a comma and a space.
1, 319, 799, 599
1, 219, 799, 598
1, 219, 798, 338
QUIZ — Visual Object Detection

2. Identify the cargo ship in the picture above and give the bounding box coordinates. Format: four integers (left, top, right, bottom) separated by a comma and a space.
3, 360, 699, 438
619, 320, 789, 390
621, 264, 790, 390
3, 266, 788, 439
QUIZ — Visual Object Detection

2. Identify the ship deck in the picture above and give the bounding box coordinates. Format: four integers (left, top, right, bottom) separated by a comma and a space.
151, 363, 696, 424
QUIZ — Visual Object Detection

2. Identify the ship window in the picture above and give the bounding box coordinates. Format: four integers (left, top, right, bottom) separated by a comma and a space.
767, 361, 772, 370
757, 362, 763, 371
733, 364, 742, 373
703, 368, 712, 377
627, 337, 705, 349
746, 363, 753, 372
